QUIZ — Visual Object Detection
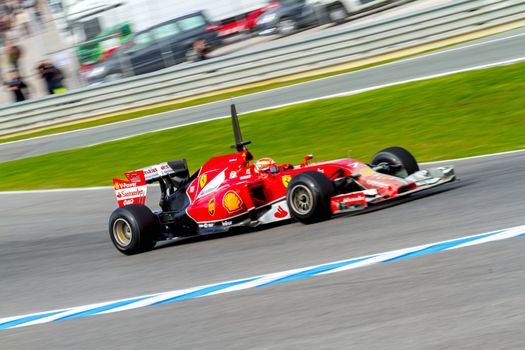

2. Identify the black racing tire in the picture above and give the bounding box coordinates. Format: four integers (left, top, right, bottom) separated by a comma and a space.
370, 146, 419, 178
109, 205, 160, 255
286, 171, 335, 224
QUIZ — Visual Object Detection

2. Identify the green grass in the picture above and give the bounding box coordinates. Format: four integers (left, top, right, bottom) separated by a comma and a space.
2, 61, 524, 190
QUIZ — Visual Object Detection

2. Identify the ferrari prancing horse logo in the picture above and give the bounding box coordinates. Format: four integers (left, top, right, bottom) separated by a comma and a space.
282, 175, 292, 188
208, 198, 215, 216
199, 174, 208, 188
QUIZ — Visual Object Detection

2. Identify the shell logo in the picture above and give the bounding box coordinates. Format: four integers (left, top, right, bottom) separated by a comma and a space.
223, 191, 243, 213
208, 198, 216, 216
114, 183, 120, 190
199, 174, 208, 188
282, 175, 292, 188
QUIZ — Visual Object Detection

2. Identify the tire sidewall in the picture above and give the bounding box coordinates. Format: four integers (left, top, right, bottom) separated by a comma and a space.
109, 205, 158, 255
370, 146, 419, 177
286, 171, 334, 223
288, 182, 320, 220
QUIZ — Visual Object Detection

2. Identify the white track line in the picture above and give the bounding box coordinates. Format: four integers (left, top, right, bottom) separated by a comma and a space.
421, 148, 525, 165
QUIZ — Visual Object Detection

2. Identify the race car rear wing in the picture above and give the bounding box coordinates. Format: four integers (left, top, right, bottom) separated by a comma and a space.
113, 160, 190, 207
113, 171, 148, 207
139, 162, 176, 183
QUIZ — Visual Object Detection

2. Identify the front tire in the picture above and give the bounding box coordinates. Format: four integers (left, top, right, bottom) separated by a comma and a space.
109, 205, 160, 255
371, 146, 419, 178
286, 171, 335, 224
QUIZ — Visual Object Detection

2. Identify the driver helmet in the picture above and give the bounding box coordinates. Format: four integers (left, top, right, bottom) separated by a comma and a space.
254, 157, 276, 173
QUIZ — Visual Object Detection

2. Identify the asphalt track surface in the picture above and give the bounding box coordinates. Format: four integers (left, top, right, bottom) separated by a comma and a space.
1, 27, 525, 162
1, 151, 524, 349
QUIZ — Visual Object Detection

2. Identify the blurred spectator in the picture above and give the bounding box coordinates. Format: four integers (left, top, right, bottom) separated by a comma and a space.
48, 0, 63, 13
0, 16, 8, 47
37, 59, 66, 94
0, 3, 13, 17
15, 9, 31, 36
0, 11, 13, 44
5, 40, 22, 71
21, 0, 36, 9
5, 70, 29, 102
34, 0, 44, 25
191, 38, 211, 62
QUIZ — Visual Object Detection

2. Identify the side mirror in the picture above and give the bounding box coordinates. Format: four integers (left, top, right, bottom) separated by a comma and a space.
304, 154, 313, 166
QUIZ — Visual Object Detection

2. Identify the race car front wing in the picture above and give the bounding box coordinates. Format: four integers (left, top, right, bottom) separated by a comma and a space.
331, 166, 456, 214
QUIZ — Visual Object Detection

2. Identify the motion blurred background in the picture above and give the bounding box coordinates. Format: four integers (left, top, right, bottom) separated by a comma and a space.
0, 0, 428, 104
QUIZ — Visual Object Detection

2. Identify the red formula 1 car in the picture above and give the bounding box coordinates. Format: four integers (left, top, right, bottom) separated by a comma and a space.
109, 105, 456, 255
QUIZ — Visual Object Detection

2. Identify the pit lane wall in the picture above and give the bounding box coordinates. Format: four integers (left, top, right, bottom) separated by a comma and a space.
0, 0, 524, 136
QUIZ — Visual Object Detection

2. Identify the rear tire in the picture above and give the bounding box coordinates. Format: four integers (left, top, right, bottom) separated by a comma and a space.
109, 205, 160, 255
371, 146, 419, 178
286, 171, 335, 224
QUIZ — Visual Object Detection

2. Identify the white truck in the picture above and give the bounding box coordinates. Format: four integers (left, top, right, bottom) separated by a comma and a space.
64, 0, 269, 42
315, 0, 395, 23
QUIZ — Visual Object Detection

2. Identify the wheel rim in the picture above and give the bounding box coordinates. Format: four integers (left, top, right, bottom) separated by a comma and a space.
384, 158, 409, 178
278, 20, 295, 35
330, 8, 346, 21
106, 73, 122, 81
290, 184, 314, 215
113, 218, 132, 247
